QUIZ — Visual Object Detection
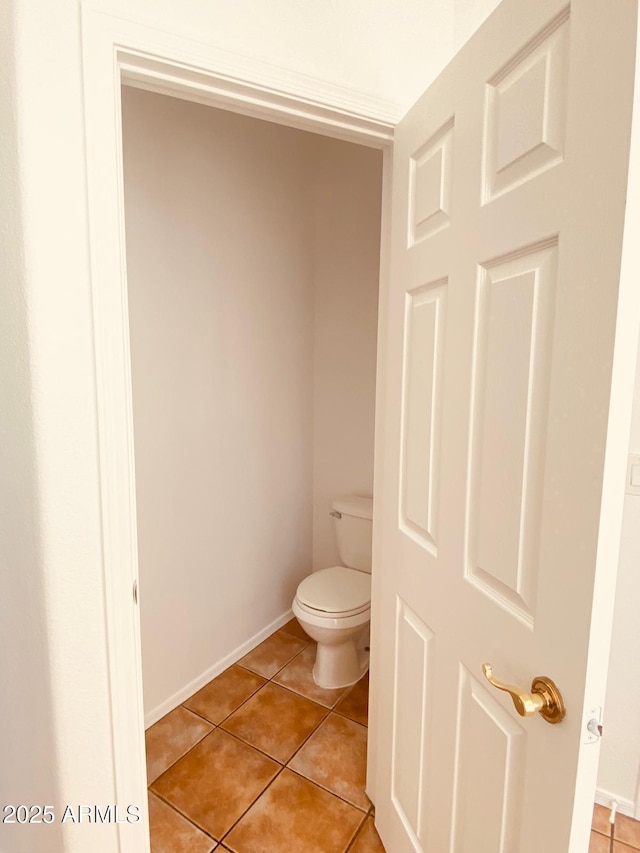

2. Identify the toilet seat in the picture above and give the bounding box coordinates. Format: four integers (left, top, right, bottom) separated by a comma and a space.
294, 597, 370, 620
295, 566, 370, 617
292, 596, 370, 631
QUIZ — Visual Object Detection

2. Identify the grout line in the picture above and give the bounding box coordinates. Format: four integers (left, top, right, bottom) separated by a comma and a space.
271, 681, 340, 713
235, 631, 311, 680
218, 765, 287, 849
270, 639, 312, 672
216, 726, 286, 767
179, 704, 222, 726
206, 688, 267, 728
148, 788, 218, 842
236, 652, 306, 683
267, 647, 352, 709
344, 810, 371, 853
268, 677, 328, 702
147, 703, 218, 732
325, 707, 367, 729
179, 705, 219, 726
279, 706, 332, 765
332, 706, 369, 728
285, 766, 372, 815
147, 727, 217, 787
284, 708, 359, 769
278, 625, 313, 643
184, 674, 269, 729
269, 676, 344, 710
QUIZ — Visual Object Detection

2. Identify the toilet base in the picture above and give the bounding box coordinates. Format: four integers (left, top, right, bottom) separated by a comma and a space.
311, 625, 370, 690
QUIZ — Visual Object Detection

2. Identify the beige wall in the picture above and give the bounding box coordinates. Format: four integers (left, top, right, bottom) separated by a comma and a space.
123, 88, 315, 720
0, 4, 64, 851
122, 88, 381, 722
310, 138, 382, 569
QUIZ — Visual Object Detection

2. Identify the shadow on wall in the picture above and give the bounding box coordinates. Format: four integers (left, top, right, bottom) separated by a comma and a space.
0, 5, 63, 851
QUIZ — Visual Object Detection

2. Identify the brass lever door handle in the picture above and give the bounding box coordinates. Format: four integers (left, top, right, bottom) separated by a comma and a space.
482, 663, 566, 724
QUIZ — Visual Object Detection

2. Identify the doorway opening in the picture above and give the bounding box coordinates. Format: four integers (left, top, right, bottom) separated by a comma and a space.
121, 84, 385, 849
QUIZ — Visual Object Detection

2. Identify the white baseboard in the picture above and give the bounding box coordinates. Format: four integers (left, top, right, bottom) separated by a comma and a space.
595, 787, 637, 819
144, 608, 294, 728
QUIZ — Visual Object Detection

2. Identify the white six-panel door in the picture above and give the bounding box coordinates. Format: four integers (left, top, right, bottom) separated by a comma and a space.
372, 0, 637, 850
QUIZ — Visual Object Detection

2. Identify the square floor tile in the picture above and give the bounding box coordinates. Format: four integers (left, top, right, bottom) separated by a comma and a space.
616, 814, 640, 848
151, 729, 279, 840
280, 617, 312, 642
273, 644, 349, 708
221, 682, 327, 763
349, 815, 386, 852
592, 804, 611, 836
183, 665, 265, 724
237, 631, 307, 678
145, 707, 214, 784
148, 792, 216, 853
335, 672, 369, 727
589, 832, 610, 853
288, 712, 369, 810
223, 769, 363, 853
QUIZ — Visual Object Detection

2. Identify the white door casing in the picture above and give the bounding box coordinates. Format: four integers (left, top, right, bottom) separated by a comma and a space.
371, 0, 638, 851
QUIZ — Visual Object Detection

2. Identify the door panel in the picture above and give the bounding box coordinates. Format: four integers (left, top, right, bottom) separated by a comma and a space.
409, 119, 455, 244
391, 600, 434, 847
400, 279, 446, 552
467, 239, 557, 625
450, 666, 526, 853
483, 11, 569, 202
373, 0, 637, 850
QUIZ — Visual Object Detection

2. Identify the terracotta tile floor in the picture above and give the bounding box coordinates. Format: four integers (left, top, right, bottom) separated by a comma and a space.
146, 619, 385, 852
591, 804, 640, 852
146, 619, 640, 852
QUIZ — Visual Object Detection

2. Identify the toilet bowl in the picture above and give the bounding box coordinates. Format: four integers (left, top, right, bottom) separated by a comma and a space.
293, 496, 373, 689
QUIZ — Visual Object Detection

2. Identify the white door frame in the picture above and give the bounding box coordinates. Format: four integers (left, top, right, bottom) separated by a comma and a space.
81, 9, 393, 852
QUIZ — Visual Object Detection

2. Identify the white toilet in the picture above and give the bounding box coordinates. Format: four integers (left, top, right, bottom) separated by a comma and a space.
292, 495, 373, 690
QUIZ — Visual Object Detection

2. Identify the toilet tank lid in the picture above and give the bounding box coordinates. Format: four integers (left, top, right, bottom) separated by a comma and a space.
331, 495, 373, 520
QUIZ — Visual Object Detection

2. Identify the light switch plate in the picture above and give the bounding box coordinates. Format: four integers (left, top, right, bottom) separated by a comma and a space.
626, 454, 640, 496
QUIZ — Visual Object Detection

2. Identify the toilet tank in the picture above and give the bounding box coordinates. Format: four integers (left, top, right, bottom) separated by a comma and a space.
331, 495, 374, 573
